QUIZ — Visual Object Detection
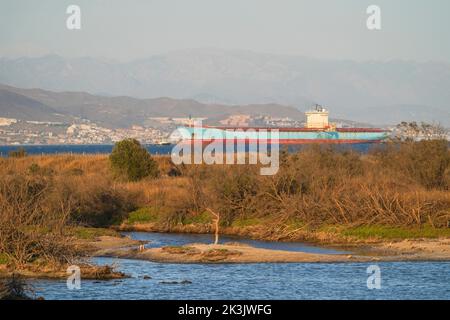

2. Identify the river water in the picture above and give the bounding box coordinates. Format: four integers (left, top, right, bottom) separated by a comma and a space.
32, 232, 450, 300
0, 143, 379, 157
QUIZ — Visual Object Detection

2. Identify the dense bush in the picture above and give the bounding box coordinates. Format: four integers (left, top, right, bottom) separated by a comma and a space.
176, 143, 450, 228
0, 174, 77, 267
0, 155, 140, 267
58, 174, 136, 227
109, 139, 159, 181
375, 140, 450, 189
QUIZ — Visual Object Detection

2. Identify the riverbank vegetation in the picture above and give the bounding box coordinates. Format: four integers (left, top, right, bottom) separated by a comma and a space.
0, 275, 34, 300
0, 140, 449, 276
121, 140, 449, 241
0, 153, 138, 277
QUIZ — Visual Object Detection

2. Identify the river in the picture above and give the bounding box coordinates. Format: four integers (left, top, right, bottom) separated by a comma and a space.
32, 232, 450, 300
0, 143, 380, 157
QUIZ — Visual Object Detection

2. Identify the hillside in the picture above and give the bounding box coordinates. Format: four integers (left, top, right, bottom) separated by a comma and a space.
0, 88, 68, 122
0, 84, 304, 128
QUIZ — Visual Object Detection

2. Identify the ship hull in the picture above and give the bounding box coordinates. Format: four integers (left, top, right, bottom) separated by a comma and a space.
178, 127, 389, 144
181, 139, 382, 144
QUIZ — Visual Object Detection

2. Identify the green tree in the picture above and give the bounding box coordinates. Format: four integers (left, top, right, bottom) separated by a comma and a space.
109, 139, 159, 181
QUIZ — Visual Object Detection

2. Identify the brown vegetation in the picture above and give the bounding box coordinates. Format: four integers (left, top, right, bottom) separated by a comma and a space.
0, 275, 34, 300
0, 154, 138, 275
144, 141, 450, 232
0, 140, 449, 274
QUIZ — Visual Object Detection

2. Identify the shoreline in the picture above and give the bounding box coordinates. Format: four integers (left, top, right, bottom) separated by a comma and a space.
116, 221, 450, 244
95, 239, 450, 264
2, 226, 450, 280
0, 235, 142, 280
112, 224, 450, 263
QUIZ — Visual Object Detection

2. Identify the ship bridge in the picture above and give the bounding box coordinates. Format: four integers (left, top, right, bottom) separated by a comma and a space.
305, 105, 330, 129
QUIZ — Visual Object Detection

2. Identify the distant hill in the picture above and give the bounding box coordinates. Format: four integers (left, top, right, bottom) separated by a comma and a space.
0, 88, 68, 122
1, 49, 449, 126
0, 84, 304, 128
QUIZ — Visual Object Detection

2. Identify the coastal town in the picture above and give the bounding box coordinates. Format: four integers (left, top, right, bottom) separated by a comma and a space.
2, 113, 448, 145
0, 114, 306, 145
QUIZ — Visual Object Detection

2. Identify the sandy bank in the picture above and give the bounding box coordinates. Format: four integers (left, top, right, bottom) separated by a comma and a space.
95, 237, 450, 263
81, 235, 142, 251
117, 223, 450, 262
96, 243, 377, 263
370, 238, 450, 261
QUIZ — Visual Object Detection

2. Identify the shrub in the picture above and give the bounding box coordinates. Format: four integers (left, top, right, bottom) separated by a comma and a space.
405, 140, 450, 189
376, 140, 450, 189
0, 275, 33, 300
28, 163, 40, 174
126, 207, 159, 224
0, 253, 9, 265
8, 147, 27, 158
61, 176, 136, 227
109, 139, 159, 181
0, 174, 78, 267
28, 163, 53, 176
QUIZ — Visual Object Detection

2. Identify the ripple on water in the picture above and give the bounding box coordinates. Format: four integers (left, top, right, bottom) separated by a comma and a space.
32, 232, 450, 300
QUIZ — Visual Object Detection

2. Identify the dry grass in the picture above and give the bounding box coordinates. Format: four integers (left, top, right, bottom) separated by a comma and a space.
152, 142, 450, 230
201, 248, 242, 262
161, 246, 199, 255
110, 143, 449, 235
0, 141, 449, 270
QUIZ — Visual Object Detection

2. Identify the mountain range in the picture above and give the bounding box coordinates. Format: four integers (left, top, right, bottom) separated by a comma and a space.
1, 49, 449, 126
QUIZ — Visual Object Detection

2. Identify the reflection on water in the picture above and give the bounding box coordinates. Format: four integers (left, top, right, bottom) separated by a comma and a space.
32, 232, 450, 300
125, 231, 346, 254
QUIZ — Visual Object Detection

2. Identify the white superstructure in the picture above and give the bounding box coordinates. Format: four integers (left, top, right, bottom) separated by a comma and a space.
305, 105, 329, 129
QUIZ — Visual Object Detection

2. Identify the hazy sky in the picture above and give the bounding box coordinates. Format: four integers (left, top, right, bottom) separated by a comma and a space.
1, 0, 449, 63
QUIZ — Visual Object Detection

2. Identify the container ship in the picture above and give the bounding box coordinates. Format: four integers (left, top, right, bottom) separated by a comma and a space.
178, 105, 389, 144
